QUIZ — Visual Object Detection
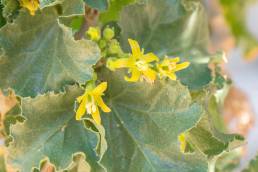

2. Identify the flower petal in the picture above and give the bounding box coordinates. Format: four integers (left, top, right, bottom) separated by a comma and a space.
124, 68, 141, 82
174, 62, 190, 71
92, 82, 108, 96
142, 68, 157, 81
128, 39, 141, 57
142, 53, 159, 62
75, 99, 87, 120
166, 72, 177, 80
169, 57, 180, 63
95, 96, 111, 112
92, 107, 101, 125
107, 58, 133, 71
76, 92, 86, 103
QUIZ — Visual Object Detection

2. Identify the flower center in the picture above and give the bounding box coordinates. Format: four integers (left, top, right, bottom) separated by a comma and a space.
168, 62, 176, 71
85, 95, 97, 114
136, 60, 149, 71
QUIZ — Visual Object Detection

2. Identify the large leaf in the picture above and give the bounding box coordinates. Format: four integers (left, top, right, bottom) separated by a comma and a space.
98, 69, 208, 172
0, 0, 100, 97
8, 86, 106, 172
118, 0, 213, 90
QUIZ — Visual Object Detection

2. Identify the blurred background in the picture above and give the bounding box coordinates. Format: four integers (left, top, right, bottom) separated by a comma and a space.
205, 0, 258, 170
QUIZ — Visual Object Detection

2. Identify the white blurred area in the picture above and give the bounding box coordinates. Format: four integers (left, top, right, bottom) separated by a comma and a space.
226, 1, 258, 168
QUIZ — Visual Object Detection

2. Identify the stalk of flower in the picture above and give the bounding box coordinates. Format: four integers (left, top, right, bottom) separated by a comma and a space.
20, 0, 40, 16
157, 56, 190, 80
75, 82, 111, 125
107, 39, 159, 83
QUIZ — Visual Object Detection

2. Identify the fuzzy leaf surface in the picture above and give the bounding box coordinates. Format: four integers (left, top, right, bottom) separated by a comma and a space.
98, 69, 207, 172
0, 0, 100, 97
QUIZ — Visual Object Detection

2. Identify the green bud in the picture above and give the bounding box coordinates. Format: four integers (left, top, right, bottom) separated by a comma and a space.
108, 39, 122, 55
103, 27, 115, 41
86, 27, 101, 42
98, 39, 107, 49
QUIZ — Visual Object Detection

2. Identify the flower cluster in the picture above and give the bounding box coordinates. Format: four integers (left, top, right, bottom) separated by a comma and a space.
86, 26, 124, 58
107, 39, 190, 83
75, 27, 190, 124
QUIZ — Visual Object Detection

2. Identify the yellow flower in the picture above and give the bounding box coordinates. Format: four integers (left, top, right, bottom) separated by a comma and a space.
107, 39, 159, 82
86, 27, 101, 41
20, 0, 39, 16
157, 56, 190, 80
76, 82, 111, 124
178, 133, 187, 153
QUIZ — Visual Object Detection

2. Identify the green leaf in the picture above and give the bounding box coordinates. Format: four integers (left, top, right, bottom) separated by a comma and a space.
183, 115, 244, 157
98, 69, 208, 172
118, 0, 213, 90
0, 3, 6, 28
84, 0, 108, 11
182, 93, 244, 158
0, 1, 100, 97
8, 86, 106, 171
99, 0, 136, 24
242, 153, 258, 172
0, 0, 20, 22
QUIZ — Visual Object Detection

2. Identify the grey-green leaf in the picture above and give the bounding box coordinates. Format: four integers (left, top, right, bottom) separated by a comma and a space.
118, 0, 213, 90
8, 86, 106, 172
98, 69, 208, 172
0, 1, 100, 97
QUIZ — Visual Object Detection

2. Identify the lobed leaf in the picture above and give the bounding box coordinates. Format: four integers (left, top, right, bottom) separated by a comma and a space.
0, 0, 100, 97
98, 69, 208, 172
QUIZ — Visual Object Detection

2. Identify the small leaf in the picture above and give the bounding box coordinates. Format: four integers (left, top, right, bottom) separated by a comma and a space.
182, 95, 245, 158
